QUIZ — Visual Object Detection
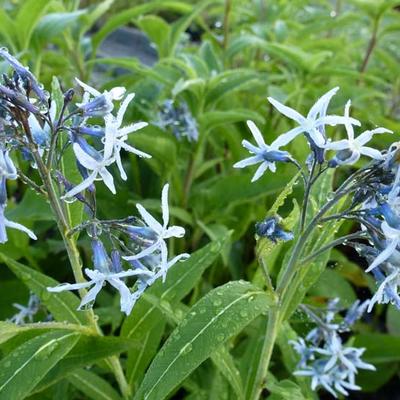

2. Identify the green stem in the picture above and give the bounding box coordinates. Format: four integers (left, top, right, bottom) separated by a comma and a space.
359, 16, 380, 73
23, 122, 131, 399
248, 305, 279, 400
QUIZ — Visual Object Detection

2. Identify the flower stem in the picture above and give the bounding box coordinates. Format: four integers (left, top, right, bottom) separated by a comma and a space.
22, 120, 131, 399
248, 305, 279, 400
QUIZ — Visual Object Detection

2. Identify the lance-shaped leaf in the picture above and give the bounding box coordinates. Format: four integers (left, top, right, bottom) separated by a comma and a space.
0, 330, 79, 400
0, 253, 89, 325
134, 281, 273, 400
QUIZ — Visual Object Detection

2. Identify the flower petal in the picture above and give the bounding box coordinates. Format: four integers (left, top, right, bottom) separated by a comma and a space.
75, 78, 101, 97
136, 204, 163, 233
233, 155, 262, 169
251, 162, 269, 182
117, 93, 135, 125
246, 120, 266, 148
307, 87, 339, 120
271, 126, 304, 148
4, 219, 37, 240
268, 97, 306, 124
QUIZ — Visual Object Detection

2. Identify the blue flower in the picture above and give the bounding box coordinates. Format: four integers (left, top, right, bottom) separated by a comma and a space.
75, 78, 126, 117
234, 120, 294, 182
122, 184, 188, 281
325, 101, 391, 166
267, 87, 360, 149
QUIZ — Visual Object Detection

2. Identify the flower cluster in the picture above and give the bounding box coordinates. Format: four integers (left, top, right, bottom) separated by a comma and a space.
0, 49, 189, 315
234, 88, 400, 312
234, 87, 390, 181
48, 184, 189, 314
9, 293, 43, 324
291, 299, 375, 397
157, 99, 198, 142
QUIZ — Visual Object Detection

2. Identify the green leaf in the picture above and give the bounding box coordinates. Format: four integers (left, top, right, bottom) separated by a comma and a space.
169, 0, 214, 56
68, 369, 122, 400
0, 9, 16, 50
309, 269, 356, 306
0, 330, 79, 400
353, 333, 400, 364
34, 335, 136, 393
0, 321, 92, 347
80, 0, 114, 36
137, 16, 171, 58
91, 1, 192, 51
199, 109, 264, 131
387, 305, 400, 336
0, 253, 89, 326
134, 281, 273, 400
33, 11, 85, 48
205, 69, 260, 106
16, 0, 51, 50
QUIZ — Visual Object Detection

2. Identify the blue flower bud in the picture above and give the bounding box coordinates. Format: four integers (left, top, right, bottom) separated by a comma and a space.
255, 216, 293, 243
91, 239, 111, 273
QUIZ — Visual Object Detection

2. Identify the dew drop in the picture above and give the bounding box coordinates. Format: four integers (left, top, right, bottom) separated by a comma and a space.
179, 343, 193, 355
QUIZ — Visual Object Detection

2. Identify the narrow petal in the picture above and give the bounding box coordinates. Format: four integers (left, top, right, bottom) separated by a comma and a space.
4, 219, 37, 240
122, 240, 161, 261
382, 221, 400, 238
251, 162, 269, 182
119, 141, 151, 158
366, 239, 399, 272
47, 280, 92, 292
324, 139, 349, 151
268, 97, 306, 124
114, 150, 127, 181
308, 128, 325, 147
62, 171, 97, 199
357, 128, 392, 145
136, 204, 163, 232
242, 140, 262, 154
161, 184, 170, 227
307, 87, 339, 120
271, 126, 304, 148
118, 122, 148, 136
359, 146, 383, 160
246, 120, 266, 148
117, 93, 135, 125
164, 225, 185, 238
78, 281, 104, 309
75, 78, 101, 97
99, 167, 116, 194
318, 115, 360, 127
233, 155, 262, 169
108, 277, 133, 315
73, 143, 99, 170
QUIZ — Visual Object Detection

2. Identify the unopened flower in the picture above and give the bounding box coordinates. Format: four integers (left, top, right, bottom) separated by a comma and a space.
0, 47, 47, 103
75, 78, 125, 117
255, 215, 293, 242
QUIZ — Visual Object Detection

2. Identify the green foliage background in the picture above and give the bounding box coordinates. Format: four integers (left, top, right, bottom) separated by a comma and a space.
0, 0, 399, 399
